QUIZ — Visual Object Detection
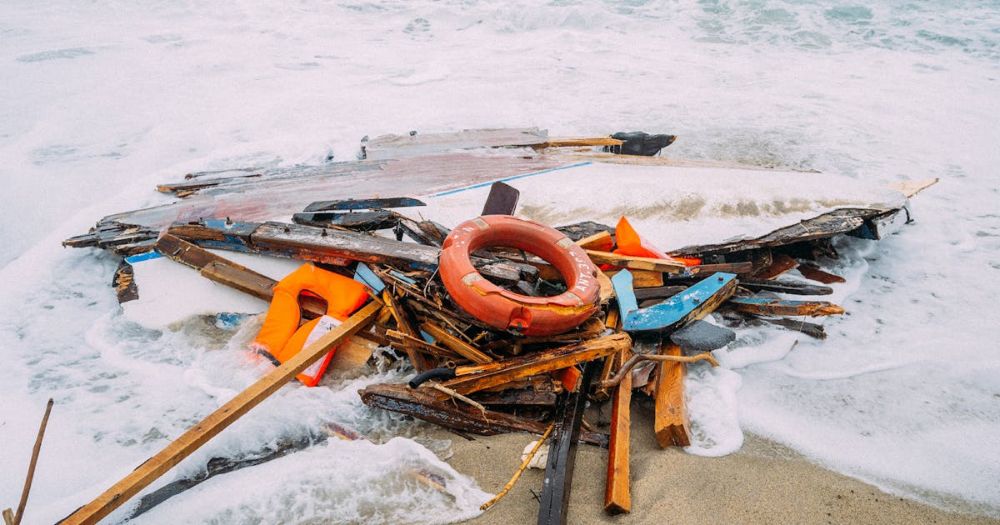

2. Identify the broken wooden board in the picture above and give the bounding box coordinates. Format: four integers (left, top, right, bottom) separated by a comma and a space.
654, 343, 691, 447
442, 333, 631, 395
797, 263, 846, 284
538, 361, 599, 525
739, 279, 833, 296
60, 301, 381, 525
586, 250, 687, 274
612, 271, 738, 332
728, 296, 845, 317
752, 253, 799, 280
604, 350, 632, 515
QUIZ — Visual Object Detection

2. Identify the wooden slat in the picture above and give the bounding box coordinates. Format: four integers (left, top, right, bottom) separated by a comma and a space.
382, 290, 432, 371
605, 269, 663, 288
797, 263, 846, 284
60, 301, 381, 525
575, 231, 614, 251
604, 350, 632, 514
728, 297, 845, 317
654, 343, 690, 447
752, 253, 799, 280
537, 137, 623, 149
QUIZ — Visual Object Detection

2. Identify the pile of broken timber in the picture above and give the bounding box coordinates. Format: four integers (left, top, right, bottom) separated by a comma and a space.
57, 128, 920, 524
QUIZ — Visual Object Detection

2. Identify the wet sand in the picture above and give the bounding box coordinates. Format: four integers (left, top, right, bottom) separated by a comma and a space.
439, 400, 998, 525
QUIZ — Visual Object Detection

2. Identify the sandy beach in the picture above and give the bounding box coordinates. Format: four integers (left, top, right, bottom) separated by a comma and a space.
442, 401, 999, 525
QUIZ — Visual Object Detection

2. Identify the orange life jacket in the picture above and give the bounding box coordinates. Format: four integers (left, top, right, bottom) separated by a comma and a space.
253, 263, 370, 387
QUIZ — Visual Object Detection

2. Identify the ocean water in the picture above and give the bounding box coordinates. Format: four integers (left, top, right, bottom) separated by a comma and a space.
1, 0, 999, 522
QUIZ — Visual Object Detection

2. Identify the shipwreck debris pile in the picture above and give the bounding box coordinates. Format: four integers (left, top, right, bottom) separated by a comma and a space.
56, 128, 932, 523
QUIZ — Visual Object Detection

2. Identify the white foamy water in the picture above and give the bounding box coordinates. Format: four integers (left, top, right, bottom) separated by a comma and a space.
2, 0, 999, 522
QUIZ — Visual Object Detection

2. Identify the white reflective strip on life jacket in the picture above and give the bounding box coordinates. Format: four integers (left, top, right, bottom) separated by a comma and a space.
301, 315, 343, 380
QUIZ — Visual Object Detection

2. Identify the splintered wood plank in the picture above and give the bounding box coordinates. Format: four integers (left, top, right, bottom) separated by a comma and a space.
728, 297, 846, 317
419, 322, 494, 364
654, 343, 691, 448
536, 137, 624, 149
443, 333, 631, 396
382, 290, 432, 371
59, 301, 381, 525
605, 350, 632, 514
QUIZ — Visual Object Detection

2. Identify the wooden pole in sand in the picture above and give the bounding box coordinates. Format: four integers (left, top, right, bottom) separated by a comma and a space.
59, 301, 381, 525
12, 398, 53, 525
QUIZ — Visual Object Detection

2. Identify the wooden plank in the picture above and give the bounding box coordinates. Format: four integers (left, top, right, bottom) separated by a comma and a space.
538, 361, 599, 525
575, 231, 614, 251
728, 297, 845, 317
419, 322, 494, 364
443, 333, 631, 396
586, 250, 686, 274
605, 269, 663, 288
536, 137, 623, 148
604, 350, 632, 514
382, 290, 432, 371
60, 301, 381, 525
654, 343, 690, 447
613, 271, 738, 332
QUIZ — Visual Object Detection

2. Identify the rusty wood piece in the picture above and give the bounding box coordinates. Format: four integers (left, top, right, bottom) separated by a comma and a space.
12, 398, 53, 525
481, 423, 556, 512
752, 253, 798, 279
382, 290, 432, 371
605, 350, 632, 515
538, 361, 600, 525
728, 297, 846, 317
420, 322, 494, 364
443, 333, 631, 395
654, 343, 690, 448
797, 263, 846, 284
599, 352, 718, 389
60, 301, 380, 525
575, 231, 614, 251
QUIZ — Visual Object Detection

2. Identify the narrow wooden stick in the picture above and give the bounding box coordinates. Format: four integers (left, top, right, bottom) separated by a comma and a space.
3, 508, 14, 525
13, 398, 53, 525
480, 423, 555, 511
59, 301, 381, 525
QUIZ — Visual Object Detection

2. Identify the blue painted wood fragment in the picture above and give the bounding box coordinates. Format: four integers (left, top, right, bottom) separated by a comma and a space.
354, 262, 386, 294
612, 270, 738, 332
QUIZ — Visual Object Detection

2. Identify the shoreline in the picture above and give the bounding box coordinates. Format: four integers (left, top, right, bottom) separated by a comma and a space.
438, 404, 998, 525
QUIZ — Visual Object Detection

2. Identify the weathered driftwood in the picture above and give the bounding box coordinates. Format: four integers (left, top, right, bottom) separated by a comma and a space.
60, 302, 381, 525
113, 260, 139, 303
586, 250, 687, 274
480, 423, 555, 512
9, 399, 53, 525
654, 343, 691, 447
382, 290, 433, 372
758, 317, 828, 339
751, 253, 799, 280
728, 297, 845, 317
442, 333, 631, 395
420, 322, 494, 364
538, 361, 600, 525
604, 351, 632, 515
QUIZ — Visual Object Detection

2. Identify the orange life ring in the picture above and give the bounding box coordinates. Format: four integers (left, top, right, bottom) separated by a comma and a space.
439, 215, 600, 336
253, 263, 370, 386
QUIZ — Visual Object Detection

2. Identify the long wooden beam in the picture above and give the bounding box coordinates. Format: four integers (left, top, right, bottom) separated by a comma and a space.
59, 301, 381, 525
728, 297, 845, 317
